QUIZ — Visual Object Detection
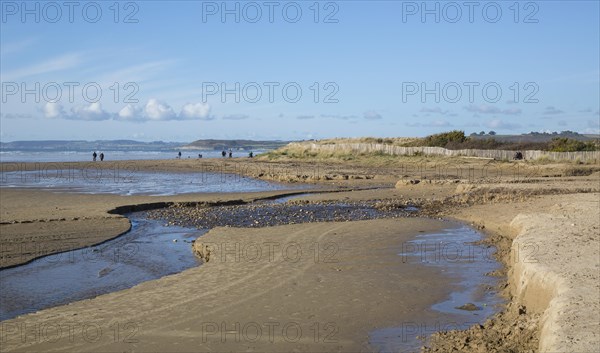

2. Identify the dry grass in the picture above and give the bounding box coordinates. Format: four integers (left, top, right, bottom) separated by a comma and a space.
309, 137, 420, 146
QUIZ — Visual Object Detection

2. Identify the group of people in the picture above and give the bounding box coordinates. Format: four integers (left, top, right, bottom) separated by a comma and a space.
92, 152, 104, 161
93, 150, 253, 162
177, 151, 203, 159
221, 149, 232, 158
220, 150, 254, 158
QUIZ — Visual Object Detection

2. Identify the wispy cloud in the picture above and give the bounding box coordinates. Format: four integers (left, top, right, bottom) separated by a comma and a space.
1, 113, 34, 119
222, 114, 249, 120
420, 107, 450, 115
464, 105, 521, 115
406, 120, 453, 127
363, 111, 382, 120
319, 114, 358, 120
543, 106, 564, 115
0, 38, 38, 57
545, 70, 600, 84
2, 52, 84, 81
95, 60, 175, 85
485, 119, 521, 130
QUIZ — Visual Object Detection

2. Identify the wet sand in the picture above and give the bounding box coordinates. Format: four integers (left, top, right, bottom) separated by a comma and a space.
0, 218, 455, 352
0, 188, 319, 268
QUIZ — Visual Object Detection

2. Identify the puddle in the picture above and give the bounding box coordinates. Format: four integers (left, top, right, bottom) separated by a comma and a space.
369, 224, 504, 353
261, 192, 315, 204
0, 214, 206, 321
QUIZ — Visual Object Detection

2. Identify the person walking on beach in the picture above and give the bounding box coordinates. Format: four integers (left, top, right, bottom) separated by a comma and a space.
228, 149, 232, 158
249, 151, 253, 158
178, 151, 182, 159
222, 150, 226, 158
99, 152, 104, 161
93, 152, 97, 161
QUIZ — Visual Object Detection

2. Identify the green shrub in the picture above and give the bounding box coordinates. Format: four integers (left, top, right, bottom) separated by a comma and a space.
421, 130, 467, 147
548, 138, 597, 152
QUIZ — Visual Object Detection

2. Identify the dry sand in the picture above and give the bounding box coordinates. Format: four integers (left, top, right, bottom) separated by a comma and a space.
1, 159, 598, 352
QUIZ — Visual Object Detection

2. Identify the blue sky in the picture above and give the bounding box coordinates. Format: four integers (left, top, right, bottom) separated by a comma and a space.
1, 0, 599, 142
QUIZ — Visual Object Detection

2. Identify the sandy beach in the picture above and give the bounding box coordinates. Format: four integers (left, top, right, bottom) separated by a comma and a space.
3, 1, 598, 350
0, 157, 598, 352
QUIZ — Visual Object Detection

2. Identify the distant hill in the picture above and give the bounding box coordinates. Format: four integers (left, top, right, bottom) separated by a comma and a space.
469, 132, 598, 143
182, 139, 290, 151
0, 140, 182, 152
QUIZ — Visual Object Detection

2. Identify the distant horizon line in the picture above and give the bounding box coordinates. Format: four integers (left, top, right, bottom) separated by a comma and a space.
1, 131, 599, 144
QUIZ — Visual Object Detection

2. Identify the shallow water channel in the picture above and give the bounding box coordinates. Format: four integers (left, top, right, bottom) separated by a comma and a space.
0, 214, 206, 321
369, 223, 504, 352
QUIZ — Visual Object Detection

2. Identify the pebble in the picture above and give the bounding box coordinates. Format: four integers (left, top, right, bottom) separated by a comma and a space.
145, 199, 420, 230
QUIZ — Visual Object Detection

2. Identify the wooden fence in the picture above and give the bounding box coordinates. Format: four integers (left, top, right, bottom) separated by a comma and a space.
288, 142, 599, 162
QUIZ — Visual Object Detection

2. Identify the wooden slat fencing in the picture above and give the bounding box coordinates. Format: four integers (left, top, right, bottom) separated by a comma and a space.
289, 142, 599, 162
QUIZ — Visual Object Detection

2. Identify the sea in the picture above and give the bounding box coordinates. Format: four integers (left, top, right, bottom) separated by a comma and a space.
0, 148, 288, 195
0, 149, 260, 163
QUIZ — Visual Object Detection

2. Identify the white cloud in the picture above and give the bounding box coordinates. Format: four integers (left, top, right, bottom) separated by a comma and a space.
43, 102, 109, 121
181, 103, 211, 120
118, 104, 144, 121
70, 102, 110, 121
43, 102, 66, 119
144, 99, 176, 121
41, 99, 212, 122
